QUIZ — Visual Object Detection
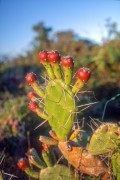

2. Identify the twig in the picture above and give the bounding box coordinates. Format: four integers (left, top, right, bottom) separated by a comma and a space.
102, 94, 120, 120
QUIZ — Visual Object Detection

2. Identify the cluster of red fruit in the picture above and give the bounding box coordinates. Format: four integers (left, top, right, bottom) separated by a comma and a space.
39, 50, 74, 67
25, 50, 91, 113
26, 50, 90, 84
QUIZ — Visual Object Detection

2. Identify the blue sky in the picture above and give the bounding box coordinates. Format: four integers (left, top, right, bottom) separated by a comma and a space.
0, 0, 120, 56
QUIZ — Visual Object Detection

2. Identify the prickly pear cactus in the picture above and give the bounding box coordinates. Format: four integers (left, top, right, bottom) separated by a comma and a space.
25, 50, 110, 178
17, 145, 76, 180
87, 123, 120, 155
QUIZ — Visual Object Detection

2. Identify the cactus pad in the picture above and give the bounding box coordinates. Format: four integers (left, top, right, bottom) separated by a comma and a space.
25, 50, 112, 178
40, 164, 75, 180
111, 151, 120, 179
44, 79, 75, 141
58, 141, 107, 177
87, 123, 120, 155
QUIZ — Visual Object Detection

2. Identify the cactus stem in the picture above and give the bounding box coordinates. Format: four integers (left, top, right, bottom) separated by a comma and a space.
28, 148, 47, 169
33, 98, 45, 109
42, 150, 54, 167
39, 136, 58, 145
41, 61, 55, 79
25, 168, 39, 179
49, 130, 58, 140
38, 102, 45, 109
51, 63, 62, 79
36, 109, 48, 120
49, 149, 57, 165
63, 67, 73, 85
31, 82, 45, 98
72, 79, 84, 93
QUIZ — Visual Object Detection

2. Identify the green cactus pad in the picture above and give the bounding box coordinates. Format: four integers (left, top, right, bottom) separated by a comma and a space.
29, 148, 47, 169
111, 151, 120, 179
42, 150, 54, 167
44, 79, 76, 141
87, 123, 120, 155
25, 168, 39, 179
40, 164, 76, 180
39, 135, 58, 145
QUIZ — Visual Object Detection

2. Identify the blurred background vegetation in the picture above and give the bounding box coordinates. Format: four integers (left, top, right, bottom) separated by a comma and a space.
0, 17, 120, 179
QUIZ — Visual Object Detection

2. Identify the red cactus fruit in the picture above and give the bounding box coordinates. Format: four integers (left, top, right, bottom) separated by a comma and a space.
77, 68, 91, 82
27, 92, 36, 100
48, 50, 60, 63
28, 101, 38, 112
38, 50, 48, 63
17, 158, 28, 170
42, 143, 50, 151
61, 56, 74, 67
25, 72, 37, 85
